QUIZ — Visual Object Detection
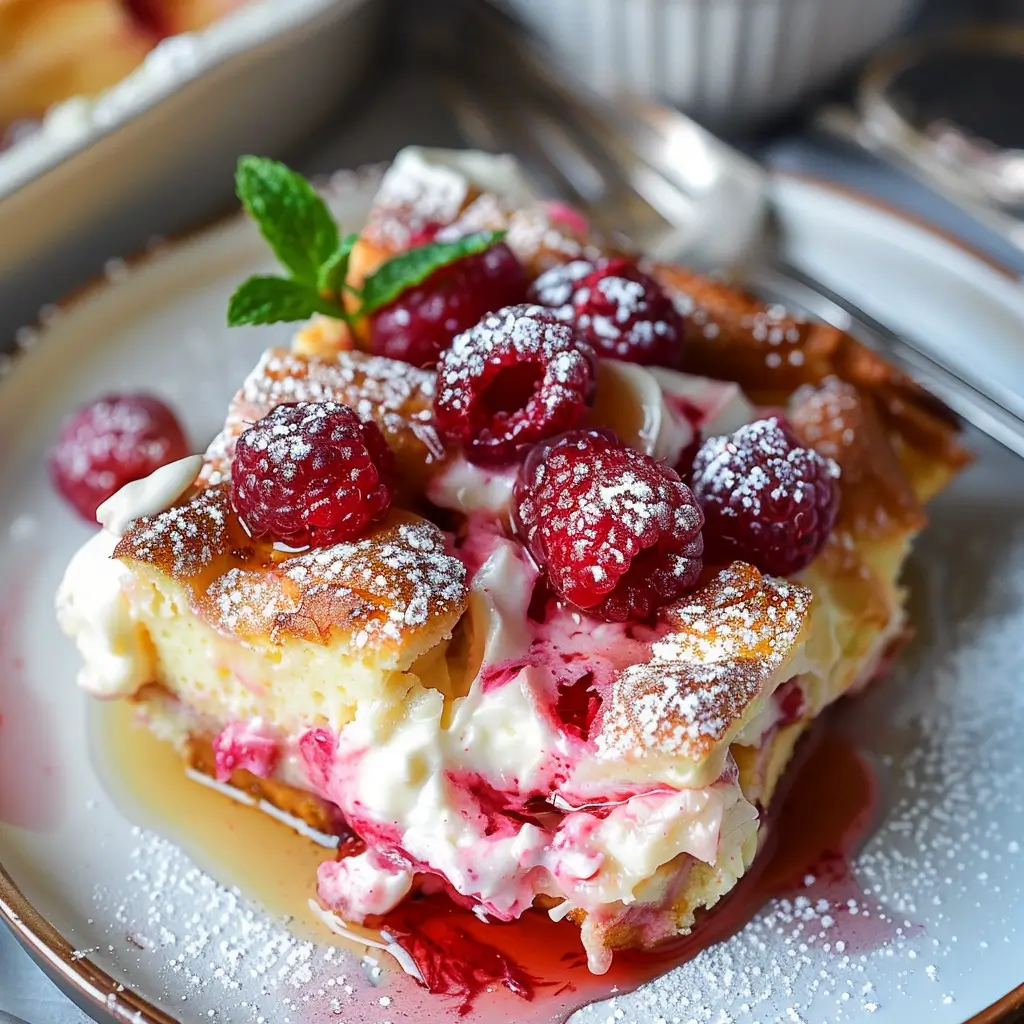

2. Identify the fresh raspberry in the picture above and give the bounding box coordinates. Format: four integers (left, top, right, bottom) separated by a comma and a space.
527, 259, 596, 312
230, 402, 395, 547
573, 259, 684, 366
434, 304, 597, 464
690, 417, 840, 577
50, 393, 189, 522
529, 258, 684, 366
512, 429, 704, 621
369, 242, 529, 367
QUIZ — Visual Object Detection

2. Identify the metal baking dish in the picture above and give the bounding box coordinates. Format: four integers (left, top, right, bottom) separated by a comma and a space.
0, 0, 383, 341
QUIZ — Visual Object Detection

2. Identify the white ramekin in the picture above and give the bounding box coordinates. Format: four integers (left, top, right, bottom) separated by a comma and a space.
503, 0, 919, 129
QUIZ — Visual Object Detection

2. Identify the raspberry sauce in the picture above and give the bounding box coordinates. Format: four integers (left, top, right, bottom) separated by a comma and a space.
368, 724, 887, 1022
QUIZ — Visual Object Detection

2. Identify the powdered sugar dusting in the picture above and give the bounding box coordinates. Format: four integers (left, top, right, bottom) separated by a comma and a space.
598, 562, 811, 762
694, 418, 838, 521
204, 348, 437, 485
115, 484, 228, 578
529, 259, 595, 311
201, 518, 467, 649
281, 519, 465, 643
206, 568, 301, 638
434, 304, 595, 459
87, 828, 391, 1023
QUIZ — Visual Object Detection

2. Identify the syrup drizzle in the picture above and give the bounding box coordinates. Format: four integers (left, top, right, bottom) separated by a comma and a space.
96, 704, 891, 1023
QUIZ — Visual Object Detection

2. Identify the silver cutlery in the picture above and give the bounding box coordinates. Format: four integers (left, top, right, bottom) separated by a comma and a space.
419, 0, 1024, 458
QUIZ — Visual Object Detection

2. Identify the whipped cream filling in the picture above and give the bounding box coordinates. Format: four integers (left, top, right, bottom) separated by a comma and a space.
588, 360, 758, 469
306, 684, 751, 927
292, 362, 769, 932
426, 457, 517, 517
96, 454, 203, 536
56, 529, 153, 698
297, 535, 757, 941
648, 366, 757, 440
318, 851, 415, 920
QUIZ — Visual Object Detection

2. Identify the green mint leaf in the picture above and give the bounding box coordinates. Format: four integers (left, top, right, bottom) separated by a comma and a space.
236, 156, 338, 287
227, 276, 345, 327
359, 231, 505, 315
317, 232, 359, 296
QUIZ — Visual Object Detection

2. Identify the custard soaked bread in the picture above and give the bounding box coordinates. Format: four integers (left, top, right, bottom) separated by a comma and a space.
58, 149, 968, 976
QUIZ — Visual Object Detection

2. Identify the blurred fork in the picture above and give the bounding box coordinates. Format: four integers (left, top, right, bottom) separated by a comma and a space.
418, 0, 1024, 458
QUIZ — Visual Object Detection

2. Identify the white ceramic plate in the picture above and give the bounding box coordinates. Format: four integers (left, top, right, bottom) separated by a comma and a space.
1, 171, 1023, 1024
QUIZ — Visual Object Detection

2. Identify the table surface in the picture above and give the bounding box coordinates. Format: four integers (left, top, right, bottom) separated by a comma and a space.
3, 52, 1023, 1024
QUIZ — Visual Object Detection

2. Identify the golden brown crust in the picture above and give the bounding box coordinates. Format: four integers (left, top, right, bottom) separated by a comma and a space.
652, 263, 971, 476
789, 376, 926, 542
115, 483, 232, 581
291, 315, 354, 359
116, 489, 468, 652
202, 347, 443, 493
597, 563, 812, 764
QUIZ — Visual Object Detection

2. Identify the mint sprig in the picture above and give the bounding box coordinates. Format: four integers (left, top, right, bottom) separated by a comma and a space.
359, 231, 505, 314
236, 156, 339, 287
317, 232, 359, 296
227, 277, 346, 326
227, 156, 507, 330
